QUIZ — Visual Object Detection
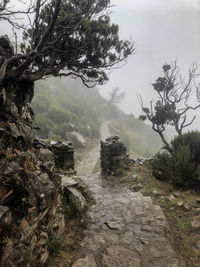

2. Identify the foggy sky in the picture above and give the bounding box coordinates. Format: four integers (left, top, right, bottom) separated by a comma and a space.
1, 0, 200, 129
100, 0, 200, 129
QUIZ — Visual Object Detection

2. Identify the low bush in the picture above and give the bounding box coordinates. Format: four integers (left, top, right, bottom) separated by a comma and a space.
151, 131, 200, 189
170, 145, 197, 188
151, 151, 172, 181
47, 234, 62, 255
171, 131, 200, 167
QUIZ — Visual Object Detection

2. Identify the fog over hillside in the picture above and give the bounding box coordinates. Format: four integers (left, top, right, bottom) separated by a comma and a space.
1, 0, 199, 133
100, 0, 200, 130
0, 0, 200, 135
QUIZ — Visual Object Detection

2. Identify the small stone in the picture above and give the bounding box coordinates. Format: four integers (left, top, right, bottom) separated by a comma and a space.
139, 237, 149, 245
72, 256, 97, 267
61, 175, 78, 189
177, 201, 183, 207
105, 221, 124, 230
169, 206, 176, 211
173, 192, 181, 198
40, 193, 45, 198
191, 220, 200, 228
184, 203, 191, 210
131, 184, 142, 191
93, 235, 105, 244
168, 195, 176, 202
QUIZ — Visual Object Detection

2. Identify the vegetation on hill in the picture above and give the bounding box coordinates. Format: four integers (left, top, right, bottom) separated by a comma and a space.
32, 77, 162, 154
32, 78, 101, 143
151, 131, 200, 189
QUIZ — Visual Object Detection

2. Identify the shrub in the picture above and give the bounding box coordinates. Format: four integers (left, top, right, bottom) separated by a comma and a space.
171, 131, 200, 166
151, 151, 172, 181
151, 131, 200, 189
47, 234, 62, 255
170, 145, 196, 188
47, 105, 76, 124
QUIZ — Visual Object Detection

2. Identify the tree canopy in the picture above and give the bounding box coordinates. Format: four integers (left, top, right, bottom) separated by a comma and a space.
0, 0, 134, 87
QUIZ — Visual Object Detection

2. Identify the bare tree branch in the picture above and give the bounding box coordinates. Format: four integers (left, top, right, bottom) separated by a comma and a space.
138, 63, 200, 153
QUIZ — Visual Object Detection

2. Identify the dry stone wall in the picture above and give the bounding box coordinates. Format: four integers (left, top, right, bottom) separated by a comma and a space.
51, 141, 74, 170
0, 36, 86, 266
100, 136, 130, 175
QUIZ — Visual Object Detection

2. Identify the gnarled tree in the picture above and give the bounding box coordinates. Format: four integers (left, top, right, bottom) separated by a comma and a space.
139, 63, 200, 154
0, 0, 134, 151
0, 0, 134, 86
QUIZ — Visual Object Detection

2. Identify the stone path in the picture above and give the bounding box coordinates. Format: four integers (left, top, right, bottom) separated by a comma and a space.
76, 121, 110, 176
71, 122, 184, 267
72, 174, 183, 267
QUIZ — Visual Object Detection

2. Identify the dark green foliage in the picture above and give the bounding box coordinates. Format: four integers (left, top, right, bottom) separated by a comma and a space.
171, 131, 200, 166
170, 145, 196, 187
151, 151, 172, 181
20, 0, 134, 85
151, 131, 200, 189
47, 234, 62, 255
152, 101, 176, 126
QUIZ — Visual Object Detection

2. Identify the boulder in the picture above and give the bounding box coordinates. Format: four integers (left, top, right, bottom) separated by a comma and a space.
67, 187, 87, 212
61, 175, 79, 189
36, 148, 54, 163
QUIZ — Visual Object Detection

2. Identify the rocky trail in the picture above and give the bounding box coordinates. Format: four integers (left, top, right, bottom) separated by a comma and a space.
76, 121, 110, 176
52, 121, 184, 266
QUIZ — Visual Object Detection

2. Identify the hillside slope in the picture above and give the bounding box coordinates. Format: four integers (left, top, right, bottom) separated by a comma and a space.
32, 77, 161, 155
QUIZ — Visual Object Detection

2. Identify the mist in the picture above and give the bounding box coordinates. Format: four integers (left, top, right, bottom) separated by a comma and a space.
100, 0, 200, 130
1, 0, 200, 132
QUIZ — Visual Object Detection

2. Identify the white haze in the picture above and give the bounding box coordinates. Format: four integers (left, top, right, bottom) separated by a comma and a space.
100, 0, 200, 130
1, 0, 200, 130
